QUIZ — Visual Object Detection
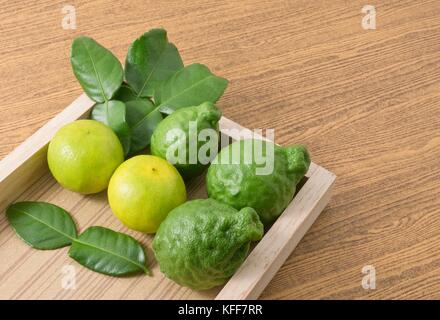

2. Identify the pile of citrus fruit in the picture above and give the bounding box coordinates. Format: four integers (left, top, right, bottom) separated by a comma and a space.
47, 115, 310, 289
44, 29, 311, 290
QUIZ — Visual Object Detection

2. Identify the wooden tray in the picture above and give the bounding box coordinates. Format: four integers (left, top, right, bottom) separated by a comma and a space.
0, 94, 336, 300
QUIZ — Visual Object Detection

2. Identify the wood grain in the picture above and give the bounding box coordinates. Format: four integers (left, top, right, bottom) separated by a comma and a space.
1, 0, 439, 299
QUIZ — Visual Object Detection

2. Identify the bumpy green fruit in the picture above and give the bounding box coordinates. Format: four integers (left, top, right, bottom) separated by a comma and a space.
206, 139, 310, 226
150, 102, 221, 179
152, 199, 263, 290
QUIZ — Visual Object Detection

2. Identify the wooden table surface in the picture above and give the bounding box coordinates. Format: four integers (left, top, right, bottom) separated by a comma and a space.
1, 0, 439, 299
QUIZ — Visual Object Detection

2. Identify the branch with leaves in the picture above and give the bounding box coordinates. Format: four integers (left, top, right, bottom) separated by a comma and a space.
70, 28, 228, 157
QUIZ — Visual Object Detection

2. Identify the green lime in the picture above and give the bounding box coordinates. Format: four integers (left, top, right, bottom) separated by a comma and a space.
150, 102, 221, 180
153, 198, 263, 290
47, 119, 124, 194
206, 139, 310, 225
108, 155, 186, 233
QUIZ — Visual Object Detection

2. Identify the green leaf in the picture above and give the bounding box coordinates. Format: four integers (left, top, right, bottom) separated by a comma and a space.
6, 202, 77, 250
71, 36, 123, 103
125, 29, 183, 98
113, 83, 140, 102
90, 100, 131, 156
69, 226, 149, 276
125, 99, 163, 155
155, 63, 228, 114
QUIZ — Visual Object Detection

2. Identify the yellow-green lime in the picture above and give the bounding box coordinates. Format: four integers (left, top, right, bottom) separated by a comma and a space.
47, 119, 124, 194
108, 155, 187, 233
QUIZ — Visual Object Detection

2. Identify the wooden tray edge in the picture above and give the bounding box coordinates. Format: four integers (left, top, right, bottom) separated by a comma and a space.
0, 94, 94, 212
216, 118, 336, 299
216, 165, 335, 299
0, 94, 336, 300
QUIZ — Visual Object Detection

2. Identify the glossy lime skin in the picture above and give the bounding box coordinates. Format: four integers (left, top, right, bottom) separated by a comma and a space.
150, 102, 221, 180
153, 199, 263, 290
47, 120, 124, 194
206, 140, 310, 226
108, 155, 186, 233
